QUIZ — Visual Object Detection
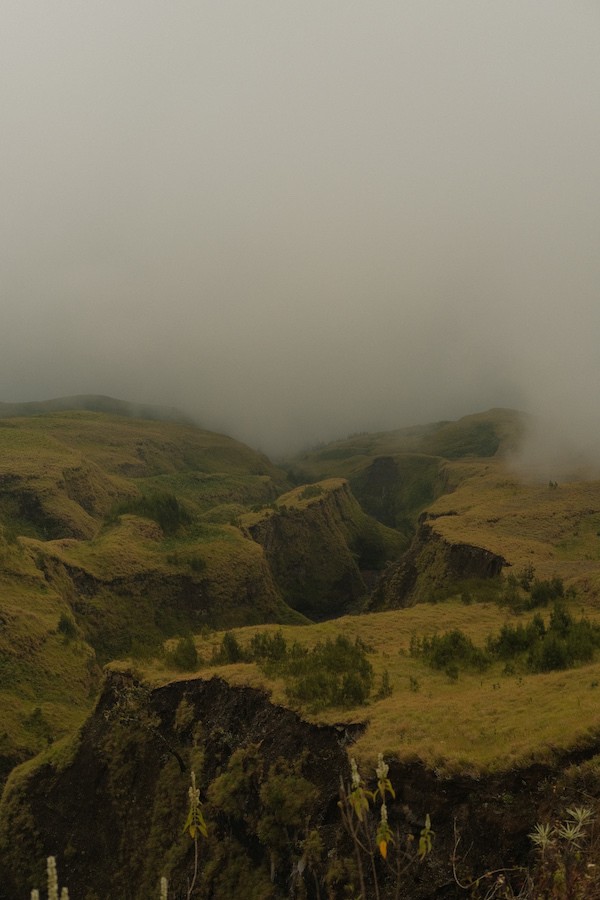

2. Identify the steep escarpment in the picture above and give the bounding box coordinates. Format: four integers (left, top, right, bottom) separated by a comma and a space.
370, 515, 507, 609
0, 672, 353, 900
3, 670, 600, 900
244, 479, 404, 618
347, 454, 447, 540
34, 529, 298, 661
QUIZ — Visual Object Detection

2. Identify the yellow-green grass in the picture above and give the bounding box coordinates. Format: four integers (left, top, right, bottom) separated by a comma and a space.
0, 422, 132, 539
39, 515, 272, 588
426, 459, 600, 596
10, 411, 284, 480
289, 409, 525, 479
0, 570, 96, 759
137, 598, 600, 777
0, 412, 292, 555
134, 472, 277, 516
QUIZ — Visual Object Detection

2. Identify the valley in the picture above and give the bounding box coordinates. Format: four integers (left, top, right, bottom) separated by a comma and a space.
2, 399, 600, 898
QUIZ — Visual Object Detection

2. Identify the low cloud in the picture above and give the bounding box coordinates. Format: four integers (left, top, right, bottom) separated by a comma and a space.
2, 2, 599, 458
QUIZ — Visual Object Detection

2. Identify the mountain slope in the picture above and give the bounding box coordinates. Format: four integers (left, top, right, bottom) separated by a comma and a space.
0, 406, 405, 790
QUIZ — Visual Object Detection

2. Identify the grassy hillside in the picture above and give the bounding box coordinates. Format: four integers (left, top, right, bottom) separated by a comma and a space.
287, 409, 525, 546
6, 404, 600, 897
131, 411, 600, 777
0, 407, 301, 784
290, 408, 524, 475
140, 591, 600, 776
0, 404, 407, 788
423, 458, 600, 598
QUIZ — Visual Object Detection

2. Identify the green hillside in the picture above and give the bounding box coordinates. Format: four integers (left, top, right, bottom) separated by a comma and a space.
6, 404, 600, 897
286, 409, 525, 550
0, 406, 300, 781
0, 402, 404, 788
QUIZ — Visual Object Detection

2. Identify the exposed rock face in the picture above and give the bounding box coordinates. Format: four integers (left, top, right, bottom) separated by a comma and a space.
2, 671, 599, 900
0, 672, 354, 900
370, 517, 507, 609
246, 481, 374, 618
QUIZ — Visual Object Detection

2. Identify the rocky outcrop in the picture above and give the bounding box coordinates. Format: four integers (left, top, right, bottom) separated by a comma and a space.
370, 516, 507, 609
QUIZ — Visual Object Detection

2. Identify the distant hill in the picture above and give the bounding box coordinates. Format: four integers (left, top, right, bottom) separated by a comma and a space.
287, 409, 526, 545
0, 393, 193, 424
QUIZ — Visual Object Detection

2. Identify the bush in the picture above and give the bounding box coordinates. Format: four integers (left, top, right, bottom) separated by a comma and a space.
57, 612, 77, 640
166, 635, 199, 670
411, 629, 491, 673
213, 631, 249, 664
188, 555, 207, 573
486, 602, 600, 674
267, 635, 374, 712
249, 630, 287, 661
375, 668, 393, 699
528, 577, 565, 608
209, 629, 374, 710
207, 744, 262, 818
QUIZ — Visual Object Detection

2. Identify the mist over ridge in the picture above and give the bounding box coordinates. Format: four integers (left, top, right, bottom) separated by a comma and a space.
2, 2, 599, 458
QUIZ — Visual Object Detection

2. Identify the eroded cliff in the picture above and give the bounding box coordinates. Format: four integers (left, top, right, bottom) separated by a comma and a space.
245, 479, 404, 618
2, 670, 599, 899
370, 515, 507, 609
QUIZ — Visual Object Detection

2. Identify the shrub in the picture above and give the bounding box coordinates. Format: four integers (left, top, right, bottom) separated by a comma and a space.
57, 612, 77, 641
207, 744, 262, 819
375, 668, 393, 700
518, 563, 536, 591
212, 631, 249, 664
411, 629, 491, 673
256, 759, 318, 851
166, 635, 199, 671
249, 630, 287, 661
528, 577, 565, 608
266, 635, 374, 712
486, 602, 600, 674
188, 555, 207, 573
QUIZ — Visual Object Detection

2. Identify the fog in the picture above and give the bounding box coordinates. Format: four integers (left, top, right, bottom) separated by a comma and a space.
2, 2, 600, 456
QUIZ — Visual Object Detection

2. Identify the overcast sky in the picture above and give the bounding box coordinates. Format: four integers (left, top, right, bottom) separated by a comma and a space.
2, 2, 600, 454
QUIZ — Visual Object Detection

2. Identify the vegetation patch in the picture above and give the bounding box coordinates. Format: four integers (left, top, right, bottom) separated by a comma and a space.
109, 491, 191, 535
410, 601, 600, 679
210, 629, 374, 712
